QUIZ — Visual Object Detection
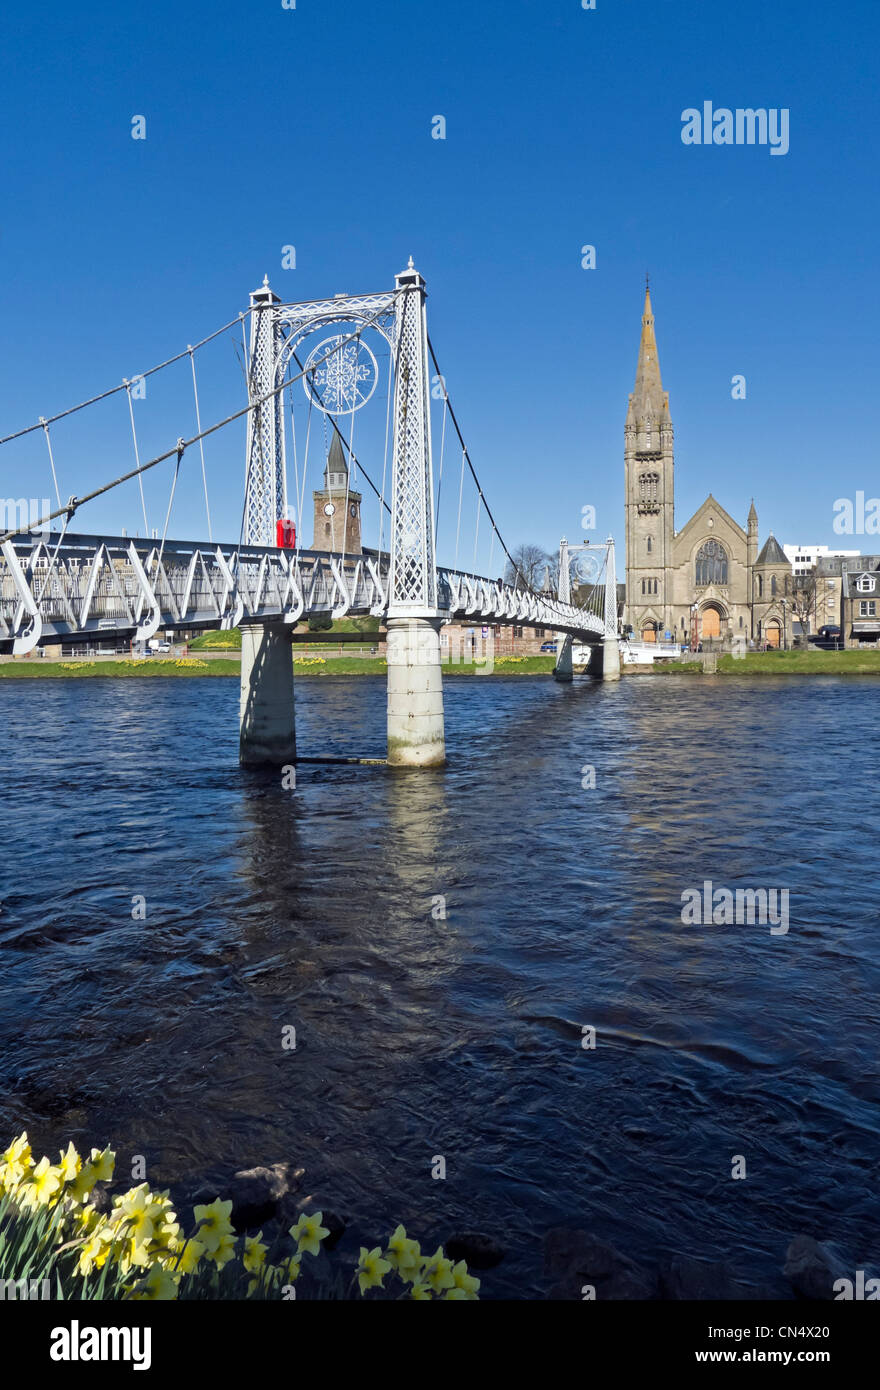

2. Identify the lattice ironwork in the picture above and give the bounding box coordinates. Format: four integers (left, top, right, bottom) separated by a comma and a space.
388, 264, 437, 615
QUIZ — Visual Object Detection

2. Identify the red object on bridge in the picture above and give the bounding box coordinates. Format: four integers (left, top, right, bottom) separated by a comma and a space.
276, 518, 296, 549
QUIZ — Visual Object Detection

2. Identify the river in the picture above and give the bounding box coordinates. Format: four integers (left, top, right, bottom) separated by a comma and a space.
1, 673, 878, 1296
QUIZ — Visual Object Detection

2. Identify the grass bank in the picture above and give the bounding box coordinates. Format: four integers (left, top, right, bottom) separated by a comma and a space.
649, 649, 880, 676
0, 655, 557, 679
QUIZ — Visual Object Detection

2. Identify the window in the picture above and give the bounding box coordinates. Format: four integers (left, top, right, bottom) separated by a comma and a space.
695, 539, 728, 586
638, 472, 660, 503
756, 574, 763, 599
859, 601, 876, 617
646, 536, 653, 554
641, 577, 659, 596
856, 574, 875, 593
771, 575, 777, 597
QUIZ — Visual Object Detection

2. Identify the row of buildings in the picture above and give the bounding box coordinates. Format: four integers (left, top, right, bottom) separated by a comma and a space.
308, 289, 873, 655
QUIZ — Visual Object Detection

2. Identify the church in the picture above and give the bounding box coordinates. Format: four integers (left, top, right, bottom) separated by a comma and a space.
624, 286, 790, 648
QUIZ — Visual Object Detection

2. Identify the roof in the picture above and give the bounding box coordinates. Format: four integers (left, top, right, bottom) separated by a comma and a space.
755, 534, 788, 566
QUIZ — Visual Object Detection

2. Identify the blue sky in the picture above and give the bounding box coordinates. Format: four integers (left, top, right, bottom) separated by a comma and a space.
0, 0, 877, 564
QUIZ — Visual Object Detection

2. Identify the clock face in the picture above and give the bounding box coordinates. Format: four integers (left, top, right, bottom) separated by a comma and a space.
323, 503, 336, 517
349, 503, 357, 518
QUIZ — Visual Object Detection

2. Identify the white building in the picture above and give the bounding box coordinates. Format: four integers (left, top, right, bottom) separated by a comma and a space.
783, 544, 860, 576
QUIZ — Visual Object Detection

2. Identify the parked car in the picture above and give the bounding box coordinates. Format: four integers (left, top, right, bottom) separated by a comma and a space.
809, 625, 843, 650
155, 641, 172, 654
540, 641, 557, 653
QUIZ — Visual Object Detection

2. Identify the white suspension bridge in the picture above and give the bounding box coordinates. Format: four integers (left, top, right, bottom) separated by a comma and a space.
0, 260, 620, 767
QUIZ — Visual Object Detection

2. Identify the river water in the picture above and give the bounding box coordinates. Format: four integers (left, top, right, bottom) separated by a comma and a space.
1, 672, 878, 1297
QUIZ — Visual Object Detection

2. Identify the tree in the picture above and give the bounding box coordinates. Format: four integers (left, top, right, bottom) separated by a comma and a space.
785, 569, 835, 646
504, 543, 555, 592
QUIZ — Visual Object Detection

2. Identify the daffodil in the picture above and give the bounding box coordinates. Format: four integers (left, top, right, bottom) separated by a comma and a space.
0, 1132, 32, 1188
193, 1198, 234, 1254
386, 1224, 422, 1279
22, 1156, 63, 1208
77, 1224, 113, 1277
289, 1211, 330, 1257
285, 1254, 301, 1282
58, 1141, 81, 1183
243, 1232, 268, 1273
206, 1229, 237, 1269
450, 1260, 480, 1298
356, 1245, 392, 1295
409, 1282, 432, 1300
174, 1238, 205, 1275
421, 1247, 455, 1293
89, 1145, 115, 1182
444, 1287, 469, 1299
131, 1264, 178, 1300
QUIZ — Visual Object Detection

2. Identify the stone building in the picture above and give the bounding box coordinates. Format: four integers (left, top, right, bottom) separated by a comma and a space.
624, 286, 790, 648
311, 431, 362, 554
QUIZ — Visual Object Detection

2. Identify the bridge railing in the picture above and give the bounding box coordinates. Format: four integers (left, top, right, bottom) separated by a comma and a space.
0, 533, 607, 652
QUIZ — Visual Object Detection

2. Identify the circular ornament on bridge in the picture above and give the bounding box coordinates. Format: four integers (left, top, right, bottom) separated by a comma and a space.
573, 551, 602, 586
303, 335, 378, 415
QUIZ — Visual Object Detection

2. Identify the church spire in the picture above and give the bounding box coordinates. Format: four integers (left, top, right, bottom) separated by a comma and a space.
630, 283, 667, 421
324, 430, 348, 489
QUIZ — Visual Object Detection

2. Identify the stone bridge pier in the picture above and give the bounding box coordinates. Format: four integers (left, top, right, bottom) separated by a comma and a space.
239, 622, 296, 767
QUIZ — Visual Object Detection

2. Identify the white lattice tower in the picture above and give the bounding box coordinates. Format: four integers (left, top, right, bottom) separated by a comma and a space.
388, 261, 438, 616
244, 278, 286, 546
604, 535, 617, 637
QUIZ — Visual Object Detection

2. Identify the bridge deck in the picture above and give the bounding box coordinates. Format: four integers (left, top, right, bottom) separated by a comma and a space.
0, 532, 607, 653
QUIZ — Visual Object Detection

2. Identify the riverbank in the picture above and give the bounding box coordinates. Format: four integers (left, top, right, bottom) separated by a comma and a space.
641, 649, 880, 676
0, 655, 557, 678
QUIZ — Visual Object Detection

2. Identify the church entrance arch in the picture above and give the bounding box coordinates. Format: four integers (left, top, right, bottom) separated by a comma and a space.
765, 620, 781, 649
700, 603, 723, 641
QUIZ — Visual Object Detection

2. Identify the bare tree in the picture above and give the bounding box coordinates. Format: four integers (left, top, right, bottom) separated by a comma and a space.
504, 543, 553, 591
785, 570, 830, 646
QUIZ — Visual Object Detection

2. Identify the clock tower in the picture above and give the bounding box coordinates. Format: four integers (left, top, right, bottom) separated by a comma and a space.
311, 430, 362, 554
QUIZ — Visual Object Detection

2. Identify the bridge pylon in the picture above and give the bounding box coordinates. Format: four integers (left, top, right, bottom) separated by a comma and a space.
553, 537, 573, 682
386, 260, 445, 767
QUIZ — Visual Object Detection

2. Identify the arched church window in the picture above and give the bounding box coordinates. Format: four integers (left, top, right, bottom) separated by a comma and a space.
695, 539, 728, 586
638, 472, 660, 503
646, 536, 653, 553
771, 575, 777, 596
756, 574, 763, 598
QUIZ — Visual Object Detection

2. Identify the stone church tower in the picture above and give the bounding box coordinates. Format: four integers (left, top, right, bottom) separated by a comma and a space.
624, 284, 675, 636
311, 430, 362, 554
622, 286, 787, 647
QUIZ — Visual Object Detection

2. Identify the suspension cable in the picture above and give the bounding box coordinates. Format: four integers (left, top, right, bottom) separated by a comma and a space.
0, 311, 250, 447
189, 347, 212, 542
39, 418, 62, 510
124, 382, 150, 536
0, 295, 403, 546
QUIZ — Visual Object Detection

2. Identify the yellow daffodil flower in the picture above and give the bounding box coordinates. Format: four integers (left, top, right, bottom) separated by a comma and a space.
356, 1245, 392, 1295
421, 1248, 455, 1293
58, 1141, 81, 1183
132, 1264, 178, 1300
0, 1132, 32, 1187
289, 1211, 330, 1257
409, 1282, 432, 1300
386, 1225, 422, 1279
243, 1232, 268, 1272
89, 1146, 115, 1182
444, 1287, 469, 1299
451, 1260, 481, 1298
22, 1156, 63, 1208
193, 1198, 234, 1254
206, 1229, 237, 1269
174, 1238, 205, 1275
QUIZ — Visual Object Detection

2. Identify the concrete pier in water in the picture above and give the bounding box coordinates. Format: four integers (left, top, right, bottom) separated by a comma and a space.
239, 622, 296, 766
386, 616, 446, 767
